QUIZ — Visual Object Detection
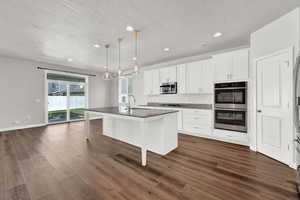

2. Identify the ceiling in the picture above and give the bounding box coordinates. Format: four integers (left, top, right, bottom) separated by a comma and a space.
0, 0, 299, 72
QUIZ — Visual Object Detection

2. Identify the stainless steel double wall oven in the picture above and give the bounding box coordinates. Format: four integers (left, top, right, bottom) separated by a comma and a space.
214, 81, 247, 132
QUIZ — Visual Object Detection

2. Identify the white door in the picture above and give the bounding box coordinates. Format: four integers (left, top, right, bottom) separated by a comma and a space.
256, 50, 292, 165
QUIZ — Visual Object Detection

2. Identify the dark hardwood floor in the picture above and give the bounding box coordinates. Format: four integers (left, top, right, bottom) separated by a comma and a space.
0, 120, 298, 200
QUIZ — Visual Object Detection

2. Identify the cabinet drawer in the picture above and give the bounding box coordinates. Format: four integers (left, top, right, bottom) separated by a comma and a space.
183, 124, 212, 135
183, 115, 210, 125
182, 109, 211, 116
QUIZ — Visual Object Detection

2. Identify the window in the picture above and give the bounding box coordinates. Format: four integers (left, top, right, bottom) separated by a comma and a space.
47, 73, 87, 123
118, 77, 133, 105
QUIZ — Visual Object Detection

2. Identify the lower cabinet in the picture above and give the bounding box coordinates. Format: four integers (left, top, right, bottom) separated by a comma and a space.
182, 110, 212, 136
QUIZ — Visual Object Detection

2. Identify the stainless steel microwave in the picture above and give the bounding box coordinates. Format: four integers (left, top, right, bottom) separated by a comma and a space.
160, 82, 177, 94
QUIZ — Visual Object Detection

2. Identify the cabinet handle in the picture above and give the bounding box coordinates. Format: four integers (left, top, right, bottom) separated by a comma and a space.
193, 127, 200, 129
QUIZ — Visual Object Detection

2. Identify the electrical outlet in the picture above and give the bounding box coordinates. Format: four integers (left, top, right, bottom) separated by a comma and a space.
26, 115, 31, 120
35, 99, 41, 103
14, 120, 21, 125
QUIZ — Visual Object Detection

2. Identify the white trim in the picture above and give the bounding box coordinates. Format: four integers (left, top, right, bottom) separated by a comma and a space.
0, 123, 47, 132
178, 131, 249, 146
252, 46, 295, 168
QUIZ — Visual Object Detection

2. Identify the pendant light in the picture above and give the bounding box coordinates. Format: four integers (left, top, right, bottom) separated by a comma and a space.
117, 38, 123, 76
133, 30, 140, 73
103, 44, 112, 80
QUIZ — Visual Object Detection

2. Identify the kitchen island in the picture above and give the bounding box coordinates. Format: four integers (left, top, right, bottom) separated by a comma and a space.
84, 107, 178, 166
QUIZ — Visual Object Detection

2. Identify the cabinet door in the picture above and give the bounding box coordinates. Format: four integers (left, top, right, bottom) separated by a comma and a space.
213, 52, 233, 82
232, 49, 249, 80
144, 71, 153, 95
200, 59, 214, 94
186, 61, 202, 93
168, 66, 177, 82
152, 70, 160, 95
159, 68, 168, 84
177, 110, 183, 130
177, 64, 187, 94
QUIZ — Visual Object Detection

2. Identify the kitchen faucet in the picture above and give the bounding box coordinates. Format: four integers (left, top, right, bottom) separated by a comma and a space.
128, 94, 136, 109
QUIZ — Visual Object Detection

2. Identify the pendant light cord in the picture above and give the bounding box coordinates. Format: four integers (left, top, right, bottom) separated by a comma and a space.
105, 44, 109, 72
135, 31, 138, 61
118, 38, 122, 71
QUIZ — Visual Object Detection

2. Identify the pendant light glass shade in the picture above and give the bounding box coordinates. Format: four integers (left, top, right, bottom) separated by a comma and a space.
103, 44, 112, 80
103, 71, 112, 80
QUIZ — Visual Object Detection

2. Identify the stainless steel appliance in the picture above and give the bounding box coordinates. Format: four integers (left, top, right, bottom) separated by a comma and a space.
293, 53, 300, 197
215, 82, 247, 109
160, 82, 177, 94
214, 81, 247, 132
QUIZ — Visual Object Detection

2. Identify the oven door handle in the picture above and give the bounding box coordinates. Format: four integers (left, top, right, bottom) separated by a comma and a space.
214, 108, 247, 111
215, 87, 246, 90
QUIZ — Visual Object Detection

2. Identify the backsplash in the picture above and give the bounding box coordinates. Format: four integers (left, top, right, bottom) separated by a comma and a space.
146, 94, 213, 104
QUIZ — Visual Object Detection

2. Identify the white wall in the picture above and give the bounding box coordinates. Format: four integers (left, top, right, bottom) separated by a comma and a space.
249, 8, 300, 155
0, 56, 113, 131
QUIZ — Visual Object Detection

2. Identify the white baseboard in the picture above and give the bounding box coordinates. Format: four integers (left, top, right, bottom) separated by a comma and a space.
179, 129, 250, 147
0, 123, 47, 132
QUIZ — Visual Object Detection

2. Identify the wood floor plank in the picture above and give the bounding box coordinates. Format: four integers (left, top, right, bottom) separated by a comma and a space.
0, 120, 298, 200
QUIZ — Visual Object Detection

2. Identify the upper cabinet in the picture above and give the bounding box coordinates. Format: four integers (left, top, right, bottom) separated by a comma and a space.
177, 64, 187, 94
144, 69, 160, 96
185, 59, 214, 94
213, 48, 249, 82
159, 66, 177, 84
177, 59, 214, 94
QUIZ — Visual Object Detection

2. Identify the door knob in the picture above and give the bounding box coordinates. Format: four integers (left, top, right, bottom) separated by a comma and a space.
257, 110, 262, 113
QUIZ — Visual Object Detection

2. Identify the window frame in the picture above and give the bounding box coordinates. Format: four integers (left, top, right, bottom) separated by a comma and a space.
44, 70, 89, 124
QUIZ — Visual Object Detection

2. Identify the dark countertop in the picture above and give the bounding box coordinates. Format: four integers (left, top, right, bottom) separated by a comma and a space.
140, 103, 212, 110
85, 107, 178, 118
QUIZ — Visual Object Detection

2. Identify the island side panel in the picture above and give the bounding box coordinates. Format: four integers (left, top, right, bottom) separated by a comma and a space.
102, 115, 177, 155
161, 112, 178, 155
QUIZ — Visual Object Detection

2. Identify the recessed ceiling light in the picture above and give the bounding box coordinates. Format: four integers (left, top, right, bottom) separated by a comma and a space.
163, 47, 170, 52
213, 32, 223, 38
126, 25, 134, 32
93, 44, 101, 48
67, 58, 73, 62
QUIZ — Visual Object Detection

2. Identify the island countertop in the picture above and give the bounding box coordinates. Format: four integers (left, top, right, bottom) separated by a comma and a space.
85, 107, 178, 118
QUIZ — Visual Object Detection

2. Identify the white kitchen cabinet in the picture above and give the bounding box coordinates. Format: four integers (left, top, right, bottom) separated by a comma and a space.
186, 61, 201, 93
177, 64, 187, 94
177, 110, 183, 130
143, 69, 160, 95
152, 70, 160, 95
159, 66, 177, 84
213, 48, 249, 82
186, 59, 214, 94
144, 70, 152, 95
200, 59, 214, 94
213, 51, 233, 82
232, 49, 249, 80
182, 109, 212, 136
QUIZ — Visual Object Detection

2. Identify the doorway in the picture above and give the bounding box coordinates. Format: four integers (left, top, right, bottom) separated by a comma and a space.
46, 72, 87, 124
